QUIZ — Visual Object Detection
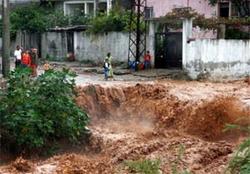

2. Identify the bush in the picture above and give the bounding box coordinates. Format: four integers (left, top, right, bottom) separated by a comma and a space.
0, 68, 89, 152
225, 27, 250, 39
230, 138, 250, 174
226, 124, 250, 174
88, 10, 132, 33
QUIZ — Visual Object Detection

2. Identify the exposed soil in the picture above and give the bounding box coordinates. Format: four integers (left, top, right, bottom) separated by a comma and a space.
0, 79, 249, 174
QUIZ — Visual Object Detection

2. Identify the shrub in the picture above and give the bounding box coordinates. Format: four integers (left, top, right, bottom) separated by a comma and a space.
0, 68, 89, 152
226, 124, 250, 174
225, 27, 250, 39
230, 138, 250, 174
88, 10, 132, 33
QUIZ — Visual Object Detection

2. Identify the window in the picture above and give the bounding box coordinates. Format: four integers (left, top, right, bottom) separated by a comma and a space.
219, 2, 229, 17
64, 1, 95, 16
87, 3, 94, 15
231, 2, 238, 17
66, 4, 85, 16
145, 7, 154, 19
98, 2, 107, 13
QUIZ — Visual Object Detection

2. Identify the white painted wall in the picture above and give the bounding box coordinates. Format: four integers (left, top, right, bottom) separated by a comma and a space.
74, 32, 129, 62
41, 32, 68, 60
42, 31, 129, 62
185, 39, 250, 79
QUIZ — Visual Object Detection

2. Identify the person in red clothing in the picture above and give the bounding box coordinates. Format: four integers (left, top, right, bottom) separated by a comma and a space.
21, 50, 31, 68
144, 50, 152, 69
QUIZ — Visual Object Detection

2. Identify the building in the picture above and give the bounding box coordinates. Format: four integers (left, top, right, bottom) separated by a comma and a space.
147, 0, 250, 18
40, 0, 113, 17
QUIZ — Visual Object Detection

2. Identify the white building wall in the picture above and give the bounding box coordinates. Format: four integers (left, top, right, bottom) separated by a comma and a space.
185, 39, 250, 79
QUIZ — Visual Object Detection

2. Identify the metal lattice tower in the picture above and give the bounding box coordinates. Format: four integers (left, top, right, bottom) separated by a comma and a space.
128, 0, 147, 64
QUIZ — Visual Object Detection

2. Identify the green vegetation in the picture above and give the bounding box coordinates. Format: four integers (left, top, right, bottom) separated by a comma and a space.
125, 159, 161, 174
8, 4, 90, 39
225, 27, 250, 39
171, 145, 192, 174
6, 4, 134, 39
88, 10, 131, 33
160, 8, 250, 29
226, 124, 250, 174
159, 7, 250, 39
0, 68, 89, 153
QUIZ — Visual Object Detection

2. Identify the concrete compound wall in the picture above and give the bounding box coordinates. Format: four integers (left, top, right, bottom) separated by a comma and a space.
41, 31, 130, 62
182, 19, 250, 80
74, 32, 129, 62
185, 39, 250, 79
41, 31, 154, 63
41, 32, 68, 60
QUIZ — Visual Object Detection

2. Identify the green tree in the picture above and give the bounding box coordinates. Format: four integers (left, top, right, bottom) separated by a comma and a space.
88, 10, 132, 33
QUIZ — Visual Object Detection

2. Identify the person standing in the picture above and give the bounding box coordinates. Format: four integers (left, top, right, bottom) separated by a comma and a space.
106, 52, 113, 78
21, 50, 31, 68
103, 57, 109, 80
30, 47, 38, 77
14, 45, 22, 68
144, 50, 152, 69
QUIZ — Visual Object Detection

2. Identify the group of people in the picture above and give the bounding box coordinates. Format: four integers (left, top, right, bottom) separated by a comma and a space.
14, 45, 152, 80
103, 51, 152, 80
14, 45, 39, 77
128, 50, 152, 71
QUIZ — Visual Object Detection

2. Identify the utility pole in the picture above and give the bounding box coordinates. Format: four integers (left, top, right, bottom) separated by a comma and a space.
128, 0, 147, 69
2, 0, 10, 77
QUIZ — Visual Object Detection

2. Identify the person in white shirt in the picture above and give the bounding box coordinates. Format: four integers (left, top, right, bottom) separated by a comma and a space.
14, 45, 22, 68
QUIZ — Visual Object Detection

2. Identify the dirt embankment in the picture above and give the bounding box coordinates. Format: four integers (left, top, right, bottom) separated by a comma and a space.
1, 82, 249, 174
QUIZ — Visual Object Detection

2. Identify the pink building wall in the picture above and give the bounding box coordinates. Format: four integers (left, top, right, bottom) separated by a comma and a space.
147, 0, 217, 18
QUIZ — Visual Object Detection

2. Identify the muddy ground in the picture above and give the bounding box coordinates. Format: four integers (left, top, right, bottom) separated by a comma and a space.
0, 66, 250, 174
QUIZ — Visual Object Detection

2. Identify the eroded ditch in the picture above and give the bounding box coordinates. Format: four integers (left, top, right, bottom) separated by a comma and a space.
1, 82, 250, 174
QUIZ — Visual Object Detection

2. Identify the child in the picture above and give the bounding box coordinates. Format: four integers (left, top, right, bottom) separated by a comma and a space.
144, 50, 152, 69
106, 53, 113, 78
21, 50, 31, 68
43, 60, 51, 72
103, 58, 109, 80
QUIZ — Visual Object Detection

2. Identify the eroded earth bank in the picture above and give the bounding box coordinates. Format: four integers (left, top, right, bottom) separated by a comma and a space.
1, 80, 250, 174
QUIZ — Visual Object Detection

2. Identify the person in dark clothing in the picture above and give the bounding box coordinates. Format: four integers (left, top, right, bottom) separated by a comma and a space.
30, 47, 38, 77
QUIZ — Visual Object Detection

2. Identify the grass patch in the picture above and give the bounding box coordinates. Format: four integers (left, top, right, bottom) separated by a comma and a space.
124, 159, 161, 174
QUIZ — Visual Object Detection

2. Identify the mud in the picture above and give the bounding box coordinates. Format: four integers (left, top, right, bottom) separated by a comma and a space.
1, 80, 250, 174
76, 83, 249, 141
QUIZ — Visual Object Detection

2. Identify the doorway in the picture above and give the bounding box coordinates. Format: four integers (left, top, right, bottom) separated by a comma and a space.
155, 32, 182, 69
67, 31, 74, 54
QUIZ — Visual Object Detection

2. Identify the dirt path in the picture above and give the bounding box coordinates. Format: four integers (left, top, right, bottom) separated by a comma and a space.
0, 72, 250, 174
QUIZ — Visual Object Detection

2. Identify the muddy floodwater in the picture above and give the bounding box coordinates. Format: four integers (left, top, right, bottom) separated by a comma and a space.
0, 69, 250, 174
